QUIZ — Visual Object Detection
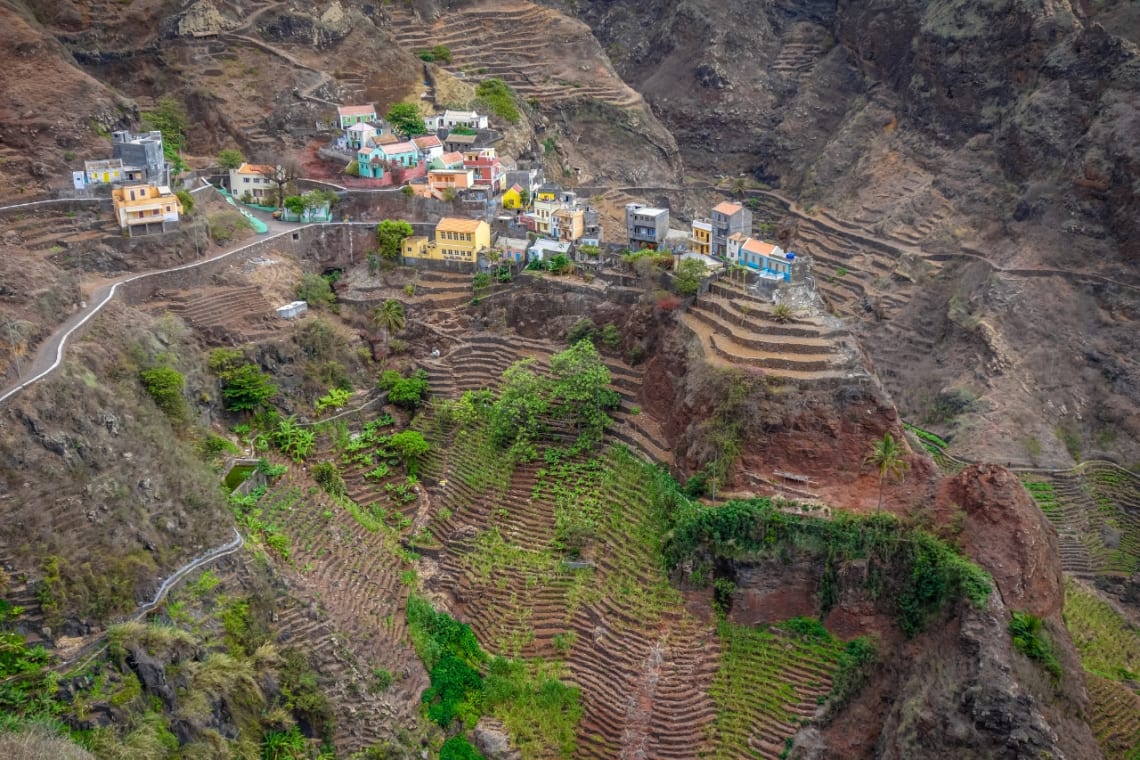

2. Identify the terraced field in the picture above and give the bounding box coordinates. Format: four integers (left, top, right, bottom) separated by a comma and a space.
1020, 464, 1140, 577
1064, 579, 1140, 759
250, 448, 429, 751
384, 2, 643, 109
680, 279, 866, 387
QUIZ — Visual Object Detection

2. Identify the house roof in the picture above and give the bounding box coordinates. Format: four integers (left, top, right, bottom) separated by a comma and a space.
338, 104, 377, 117
439, 151, 464, 165
381, 141, 419, 155
713, 201, 744, 215
413, 135, 443, 149
498, 236, 529, 250
375, 134, 399, 145
446, 133, 478, 145
234, 162, 275, 175
741, 238, 783, 257
443, 109, 480, 119
529, 239, 572, 253
346, 123, 376, 133
436, 217, 485, 233
85, 158, 123, 171
727, 231, 749, 242
507, 184, 523, 193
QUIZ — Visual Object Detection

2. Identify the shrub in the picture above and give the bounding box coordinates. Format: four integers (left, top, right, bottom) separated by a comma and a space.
601, 323, 620, 348
296, 272, 336, 308
316, 387, 351, 415
475, 78, 520, 123
207, 211, 251, 244
1009, 611, 1062, 679
386, 102, 427, 136
566, 318, 597, 346
221, 364, 278, 413
389, 430, 431, 476
674, 258, 708, 296
772, 303, 793, 323
174, 189, 194, 215
345, 159, 359, 177
377, 219, 414, 261
139, 366, 185, 422
312, 461, 346, 498
217, 148, 245, 170
381, 369, 430, 410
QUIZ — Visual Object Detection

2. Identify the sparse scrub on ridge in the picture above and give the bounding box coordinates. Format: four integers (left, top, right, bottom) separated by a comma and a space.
1009, 611, 1062, 680
475, 78, 520, 123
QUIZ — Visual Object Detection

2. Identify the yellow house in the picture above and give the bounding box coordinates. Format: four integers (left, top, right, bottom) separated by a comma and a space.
551, 207, 584, 242
691, 218, 712, 256
111, 183, 182, 237
502, 184, 523, 209
403, 217, 491, 265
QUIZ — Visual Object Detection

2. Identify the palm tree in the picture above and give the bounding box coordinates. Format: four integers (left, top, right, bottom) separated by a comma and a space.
728, 176, 748, 199
373, 299, 405, 343
864, 432, 910, 512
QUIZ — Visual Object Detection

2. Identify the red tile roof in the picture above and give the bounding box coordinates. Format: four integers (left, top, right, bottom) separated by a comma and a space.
337, 104, 376, 117
713, 201, 744, 215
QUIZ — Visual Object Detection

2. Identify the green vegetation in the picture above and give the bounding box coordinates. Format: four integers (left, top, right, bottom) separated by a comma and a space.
140, 97, 187, 173
864, 432, 910, 512
405, 595, 581, 759
389, 430, 431, 476
565, 318, 597, 346
377, 219, 415, 261
1020, 478, 1062, 520
296, 272, 336, 309
138, 365, 186, 422
1009, 611, 1062, 680
475, 78, 520, 123
174, 188, 194, 215
316, 387, 351, 415
418, 44, 452, 63
217, 148, 245, 170
709, 619, 847, 758
206, 210, 252, 243
312, 461, 347, 498
673, 258, 708, 297
228, 484, 291, 558
1064, 578, 1140, 682
386, 103, 427, 136
373, 299, 406, 338
662, 496, 991, 637
218, 363, 278, 413
772, 303, 792, 323
379, 368, 430, 410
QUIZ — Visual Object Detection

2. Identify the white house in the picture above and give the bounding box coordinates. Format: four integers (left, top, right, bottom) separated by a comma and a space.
229, 163, 277, 203
427, 109, 489, 131
412, 135, 444, 163
528, 238, 573, 262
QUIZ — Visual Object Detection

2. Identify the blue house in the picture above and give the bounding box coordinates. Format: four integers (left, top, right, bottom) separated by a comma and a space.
356, 144, 385, 179
730, 237, 793, 281
380, 140, 421, 168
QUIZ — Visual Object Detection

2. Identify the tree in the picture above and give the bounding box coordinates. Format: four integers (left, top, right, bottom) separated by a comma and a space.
284, 195, 306, 216
380, 369, 430, 410
864, 432, 910, 512
490, 359, 549, 450
389, 430, 431, 475
174, 189, 194, 215
258, 163, 300, 208
222, 364, 278, 413
373, 299, 406, 345
674, 258, 708, 296
217, 149, 245, 170
386, 103, 427, 137
549, 340, 619, 448
377, 219, 414, 261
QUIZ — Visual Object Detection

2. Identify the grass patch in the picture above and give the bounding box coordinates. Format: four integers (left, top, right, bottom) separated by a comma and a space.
1064, 578, 1140, 682
1009, 610, 1062, 680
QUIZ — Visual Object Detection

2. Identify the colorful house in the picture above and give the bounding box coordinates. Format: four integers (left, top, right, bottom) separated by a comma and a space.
432, 151, 465, 170
229, 163, 277, 203
84, 158, 126, 186
111, 183, 182, 237
498, 236, 529, 263
402, 217, 491, 265
502, 184, 523, 209
551, 207, 585, 242
462, 148, 504, 190
356, 145, 386, 179
625, 203, 669, 250
426, 168, 475, 195
380, 140, 421, 168
690, 218, 712, 256
337, 104, 377, 129
733, 237, 792, 281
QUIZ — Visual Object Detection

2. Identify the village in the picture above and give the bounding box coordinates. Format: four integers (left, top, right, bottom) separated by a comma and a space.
68, 96, 802, 292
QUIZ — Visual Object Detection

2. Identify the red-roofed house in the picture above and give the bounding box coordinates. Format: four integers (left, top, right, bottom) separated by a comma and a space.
412, 135, 444, 163
337, 104, 377, 129
730, 236, 792, 281
462, 148, 504, 191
